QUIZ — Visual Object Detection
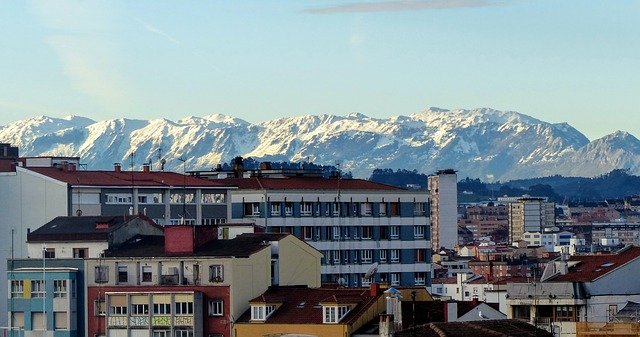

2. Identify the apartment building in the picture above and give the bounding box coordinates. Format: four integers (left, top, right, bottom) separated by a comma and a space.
504, 197, 555, 243
219, 174, 430, 287
428, 169, 458, 250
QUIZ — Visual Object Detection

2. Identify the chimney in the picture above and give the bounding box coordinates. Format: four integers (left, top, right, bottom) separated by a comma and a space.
370, 282, 380, 297
66, 163, 76, 172
445, 301, 458, 322
379, 314, 395, 337
142, 164, 150, 172
114, 163, 122, 172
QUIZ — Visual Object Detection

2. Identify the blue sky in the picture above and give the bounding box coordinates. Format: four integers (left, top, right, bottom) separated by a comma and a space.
0, 0, 638, 140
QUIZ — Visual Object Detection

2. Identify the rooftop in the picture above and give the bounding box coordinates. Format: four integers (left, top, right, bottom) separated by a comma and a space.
104, 232, 288, 258
236, 285, 381, 325
27, 215, 157, 242
395, 319, 553, 337
548, 246, 640, 282
25, 166, 231, 188
221, 176, 403, 191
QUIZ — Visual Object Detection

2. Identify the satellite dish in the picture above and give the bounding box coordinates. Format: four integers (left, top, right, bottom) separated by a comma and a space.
337, 277, 347, 287
364, 262, 379, 279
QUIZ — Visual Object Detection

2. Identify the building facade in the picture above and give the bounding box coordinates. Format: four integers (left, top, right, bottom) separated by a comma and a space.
428, 169, 458, 250
505, 197, 555, 243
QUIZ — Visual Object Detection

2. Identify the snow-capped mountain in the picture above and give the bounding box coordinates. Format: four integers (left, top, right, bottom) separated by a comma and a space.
1, 108, 638, 180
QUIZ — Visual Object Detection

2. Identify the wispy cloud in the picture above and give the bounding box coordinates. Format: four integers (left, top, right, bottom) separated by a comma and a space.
30, 0, 130, 112
135, 18, 181, 45
304, 0, 505, 14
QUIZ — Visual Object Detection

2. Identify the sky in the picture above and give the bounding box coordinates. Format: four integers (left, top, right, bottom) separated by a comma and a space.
0, 0, 638, 141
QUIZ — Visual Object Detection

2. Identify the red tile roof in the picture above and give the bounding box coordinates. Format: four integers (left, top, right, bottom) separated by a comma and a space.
549, 246, 640, 282
26, 167, 231, 188
237, 285, 382, 325
222, 177, 402, 191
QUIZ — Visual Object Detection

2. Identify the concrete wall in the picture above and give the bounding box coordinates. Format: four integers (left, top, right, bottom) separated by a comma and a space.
276, 236, 322, 288
229, 247, 271, 321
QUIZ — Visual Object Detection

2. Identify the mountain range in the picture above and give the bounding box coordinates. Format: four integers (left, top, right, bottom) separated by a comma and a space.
1, 108, 639, 181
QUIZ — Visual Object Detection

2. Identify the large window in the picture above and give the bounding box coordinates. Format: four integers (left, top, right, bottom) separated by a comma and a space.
95, 300, 106, 316
170, 193, 195, 204
31, 280, 46, 298
415, 249, 427, 262
175, 302, 194, 315
414, 202, 426, 216
380, 250, 388, 263
415, 272, 426, 285
44, 248, 56, 259
390, 273, 400, 286
131, 304, 149, 315
555, 306, 575, 322
139, 193, 164, 204
208, 299, 224, 316
244, 203, 260, 216
95, 265, 109, 283
174, 330, 193, 337
209, 265, 224, 282
154, 303, 171, 315
285, 202, 293, 216
53, 280, 67, 298
361, 203, 373, 216
251, 305, 275, 321
110, 305, 127, 315
11, 280, 24, 298
390, 202, 400, 216
323, 305, 350, 324
390, 226, 400, 239
414, 225, 425, 239
271, 203, 281, 216
303, 226, 313, 240
361, 226, 373, 239
332, 226, 341, 240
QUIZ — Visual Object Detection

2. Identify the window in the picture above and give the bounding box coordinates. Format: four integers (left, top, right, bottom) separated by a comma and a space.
209, 265, 224, 282
138, 193, 164, 204
361, 249, 373, 263
271, 203, 281, 216
142, 266, 153, 282
73, 248, 88, 258
44, 248, 55, 258
31, 280, 46, 298
556, 306, 575, 322
361, 226, 373, 239
110, 305, 127, 315
201, 193, 225, 204
362, 275, 372, 287
244, 203, 260, 216
153, 331, 170, 337
390, 202, 400, 216
175, 302, 194, 315
53, 311, 69, 330
390, 273, 400, 286
131, 304, 149, 315
118, 265, 128, 283
361, 203, 373, 216
301, 202, 313, 216
380, 226, 389, 240
95, 265, 109, 283
170, 193, 195, 204
390, 249, 400, 263
331, 250, 341, 264
379, 250, 388, 263
415, 272, 426, 285
415, 249, 426, 262
414, 225, 425, 239
390, 226, 400, 239
154, 303, 171, 315
32, 312, 45, 330
11, 280, 24, 298
208, 299, 224, 316
174, 330, 193, 337
332, 226, 341, 240
11, 312, 24, 329
251, 305, 275, 321
202, 218, 226, 225
303, 226, 313, 240
53, 280, 67, 298
323, 305, 350, 323
379, 203, 387, 216
285, 202, 293, 216
95, 300, 106, 316
414, 202, 426, 216
106, 193, 132, 204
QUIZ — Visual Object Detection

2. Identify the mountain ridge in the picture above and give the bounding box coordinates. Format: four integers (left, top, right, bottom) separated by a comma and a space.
1, 108, 638, 180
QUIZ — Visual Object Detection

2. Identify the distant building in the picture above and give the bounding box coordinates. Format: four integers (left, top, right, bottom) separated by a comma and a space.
428, 169, 458, 250
458, 203, 509, 242
505, 196, 555, 243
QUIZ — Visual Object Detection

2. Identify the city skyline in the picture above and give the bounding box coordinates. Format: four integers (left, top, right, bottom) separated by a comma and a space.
0, 0, 638, 141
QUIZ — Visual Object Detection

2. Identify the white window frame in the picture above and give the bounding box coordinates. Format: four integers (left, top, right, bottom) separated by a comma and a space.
131, 304, 149, 316
208, 299, 223, 316
390, 225, 400, 239
153, 303, 171, 315
361, 202, 373, 216
141, 265, 153, 283
209, 265, 224, 282
251, 305, 275, 321
415, 272, 426, 285
175, 302, 194, 315
201, 193, 225, 204
390, 273, 400, 286
379, 203, 387, 216
380, 250, 387, 263
332, 226, 341, 240
303, 226, 314, 240
390, 249, 400, 263
106, 193, 132, 204
31, 280, 46, 298
361, 249, 372, 263
53, 280, 67, 298
301, 202, 313, 216
284, 202, 293, 216
323, 305, 350, 324
413, 225, 425, 239
414, 202, 426, 215
361, 226, 373, 239
11, 280, 24, 298
271, 203, 281, 216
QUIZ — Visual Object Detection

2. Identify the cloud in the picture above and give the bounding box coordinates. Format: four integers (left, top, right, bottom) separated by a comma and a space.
30, 1, 130, 112
304, 0, 504, 14
135, 18, 181, 45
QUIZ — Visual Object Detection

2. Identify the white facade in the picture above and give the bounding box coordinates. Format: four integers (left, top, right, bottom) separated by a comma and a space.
428, 170, 458, 250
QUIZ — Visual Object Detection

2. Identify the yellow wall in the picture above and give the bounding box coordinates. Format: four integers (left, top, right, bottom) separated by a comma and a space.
277, 236, 322, 288
235, 323, 348, 337
230, 247, 272, 320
